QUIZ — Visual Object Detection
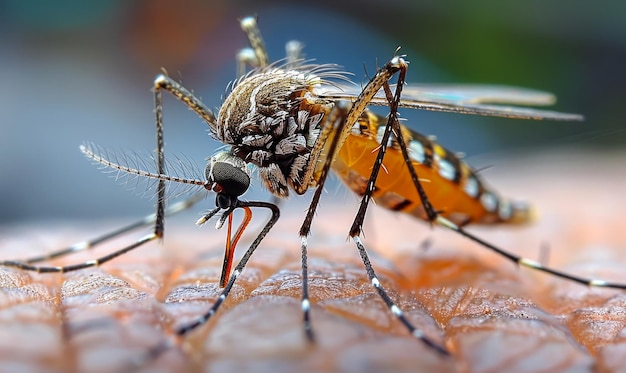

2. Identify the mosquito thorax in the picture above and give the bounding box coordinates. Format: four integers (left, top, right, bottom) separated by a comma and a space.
205, 151, 250, 202
212, 68, 333, 198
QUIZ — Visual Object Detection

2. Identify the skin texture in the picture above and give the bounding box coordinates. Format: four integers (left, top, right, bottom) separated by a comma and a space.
0, 151, 625, 373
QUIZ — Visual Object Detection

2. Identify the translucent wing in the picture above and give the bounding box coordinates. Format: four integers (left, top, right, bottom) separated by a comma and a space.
315, 83, 584, 121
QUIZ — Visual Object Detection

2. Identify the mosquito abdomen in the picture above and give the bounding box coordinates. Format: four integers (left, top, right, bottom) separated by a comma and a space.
331, 108, 534, 226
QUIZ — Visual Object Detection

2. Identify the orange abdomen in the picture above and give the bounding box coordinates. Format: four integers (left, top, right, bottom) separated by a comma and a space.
331, 110, 532, 226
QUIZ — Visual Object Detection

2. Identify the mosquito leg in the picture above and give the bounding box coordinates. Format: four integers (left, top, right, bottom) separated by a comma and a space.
346, 81, 453, 353
239, 16, 269, 68
300, 57, 408, 236
151, 72, 217, 238
336, 57, 448, 354
350, 60, 438, 241
299, 57, 408, 237
236, 16, 271, 77
1, 193, 203, 268
236, 47, 259, 77
176, 201, 280, 336
377, 63, 626, 292
2, 73, 216, 273
0, 194, 204, 273
285, 40, 304, 68
352, 236, 448, 354
372, 64, 626, 294
298, 115, 345, 342
154, 80, 167, 240
127, 200, 279, 368
436, 216, 626, 290
174, 201, 279, 334
1, 77, 212, 274
382, 90, 439, 223
153, 75, 217, 133
296, 57, 408, 342
300, 234, 313, 341
2, 235, 157, 274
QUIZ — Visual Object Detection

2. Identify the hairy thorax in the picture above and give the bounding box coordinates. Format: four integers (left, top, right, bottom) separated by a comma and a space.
213, 68, 335, 197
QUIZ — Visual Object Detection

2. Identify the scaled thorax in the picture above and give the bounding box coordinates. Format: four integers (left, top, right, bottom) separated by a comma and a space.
212, 67, 335, 197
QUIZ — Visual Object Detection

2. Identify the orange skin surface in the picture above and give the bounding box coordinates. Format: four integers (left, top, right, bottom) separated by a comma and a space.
1, 152, 625, 372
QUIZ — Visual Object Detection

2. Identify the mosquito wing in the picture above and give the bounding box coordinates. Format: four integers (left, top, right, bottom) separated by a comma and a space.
315, 83, 584, 121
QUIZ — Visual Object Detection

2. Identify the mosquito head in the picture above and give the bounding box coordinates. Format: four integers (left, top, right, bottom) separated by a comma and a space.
205, 151, 250, 204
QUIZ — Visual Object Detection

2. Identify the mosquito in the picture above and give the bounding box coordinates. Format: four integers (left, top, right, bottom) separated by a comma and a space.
2, 15, 622, 360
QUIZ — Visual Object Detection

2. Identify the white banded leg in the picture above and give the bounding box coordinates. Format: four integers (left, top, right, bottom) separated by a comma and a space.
137, 200, 279, 365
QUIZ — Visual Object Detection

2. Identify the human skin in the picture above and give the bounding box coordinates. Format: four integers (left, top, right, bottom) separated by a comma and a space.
1, 151, 625, 373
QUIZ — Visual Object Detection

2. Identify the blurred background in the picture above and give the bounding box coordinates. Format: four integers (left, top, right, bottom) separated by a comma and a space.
0, 0, 624, 223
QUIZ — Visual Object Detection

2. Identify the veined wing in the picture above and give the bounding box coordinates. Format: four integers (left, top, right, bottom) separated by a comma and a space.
315, 83, 584, 121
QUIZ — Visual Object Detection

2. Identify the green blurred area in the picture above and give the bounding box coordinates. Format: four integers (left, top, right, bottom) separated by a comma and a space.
366, 0, 626, 148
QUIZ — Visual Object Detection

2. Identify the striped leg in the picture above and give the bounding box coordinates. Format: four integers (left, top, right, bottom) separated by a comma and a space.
0, 194, 202, 273
139, 200, 280, 365
351, 53, 626, 302
344, 56, 448, 354
436, 217, 626, 289
3, 64, 218, 273
297, 55, 448, 353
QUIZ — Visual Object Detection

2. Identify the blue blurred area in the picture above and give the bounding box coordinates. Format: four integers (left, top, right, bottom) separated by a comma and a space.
0, 1, 624, 223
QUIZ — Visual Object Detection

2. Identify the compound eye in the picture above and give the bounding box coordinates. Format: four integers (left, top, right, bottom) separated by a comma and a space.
206, 160, 250, 197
